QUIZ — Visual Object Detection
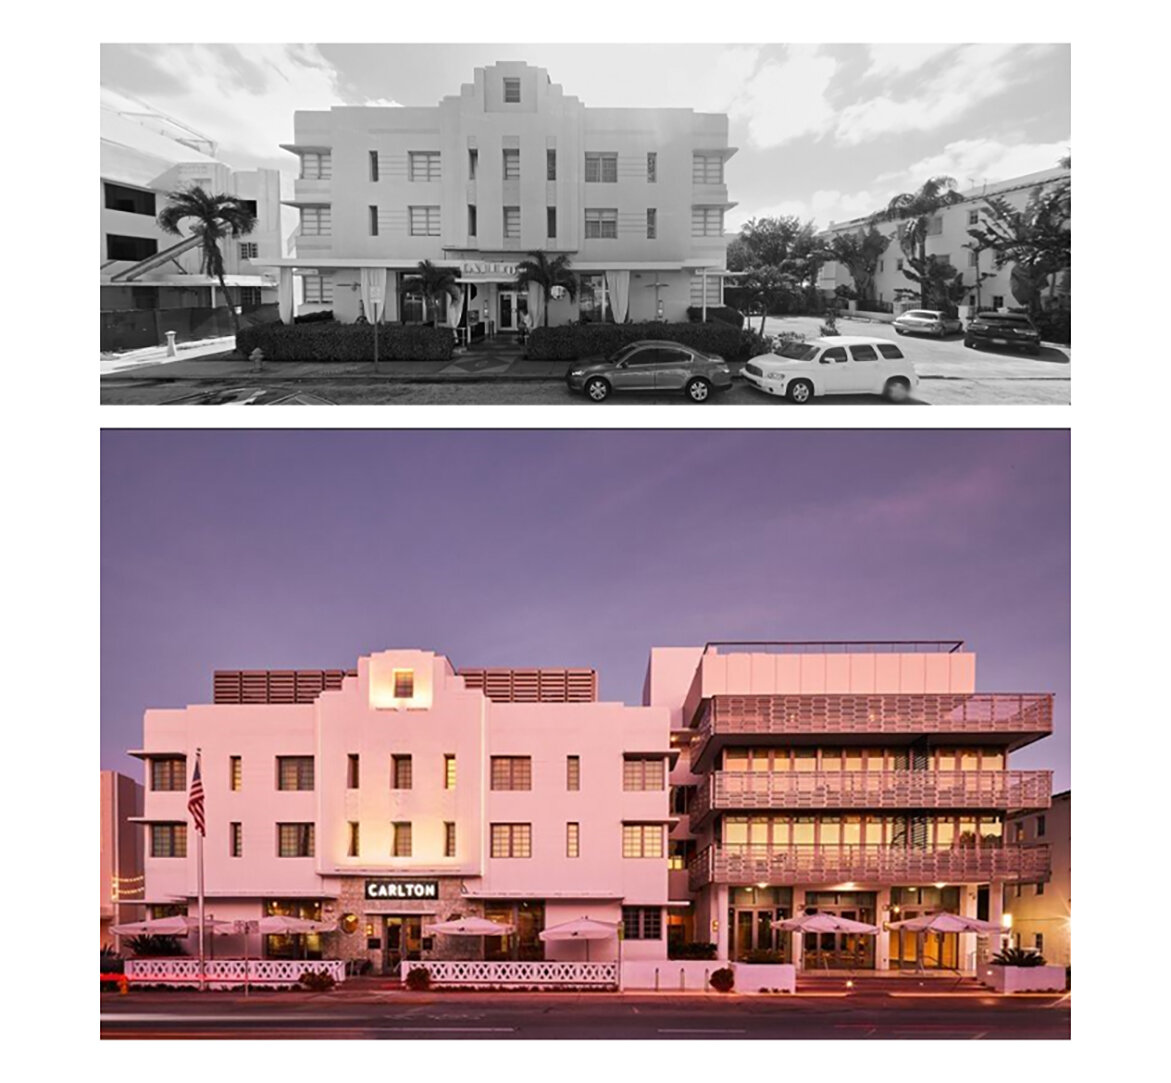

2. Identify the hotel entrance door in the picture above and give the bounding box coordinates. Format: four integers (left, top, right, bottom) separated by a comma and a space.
802, 899, 877, 970
498, 290, 527, 332
733, 908, 776, 959
383, 916, 423, 977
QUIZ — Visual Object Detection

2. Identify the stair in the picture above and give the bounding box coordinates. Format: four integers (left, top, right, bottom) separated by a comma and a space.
110, 234, 201, 282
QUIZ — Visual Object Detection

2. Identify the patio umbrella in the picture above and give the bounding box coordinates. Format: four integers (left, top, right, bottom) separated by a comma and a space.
110, 915, 234, 936
885, 912, 1004, 934
424, 916, 516, 936
777, 912, 880, 934
538, 917, 620, 962
256, 916, 337, 935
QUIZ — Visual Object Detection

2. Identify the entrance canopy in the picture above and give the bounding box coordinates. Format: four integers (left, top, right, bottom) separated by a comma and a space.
424, 916, 516, 936
779, 912, 880, 935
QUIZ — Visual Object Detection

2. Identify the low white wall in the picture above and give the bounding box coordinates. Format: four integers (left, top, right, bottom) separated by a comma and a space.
620, 961, 796, 993
981, 965, 1066, 993
734, 963, 796, 993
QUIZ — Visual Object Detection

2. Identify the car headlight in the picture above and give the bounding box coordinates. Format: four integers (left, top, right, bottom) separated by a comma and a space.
569, 369, 585, 377
768, 370, 787, 382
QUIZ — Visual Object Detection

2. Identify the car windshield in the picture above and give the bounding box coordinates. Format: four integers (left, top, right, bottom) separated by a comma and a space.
906, 311, 938, 319
982, 316, 1031, 327
773, 342, 819, 361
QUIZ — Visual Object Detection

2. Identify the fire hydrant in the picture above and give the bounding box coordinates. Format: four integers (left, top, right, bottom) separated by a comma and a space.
250, 348, 265, 372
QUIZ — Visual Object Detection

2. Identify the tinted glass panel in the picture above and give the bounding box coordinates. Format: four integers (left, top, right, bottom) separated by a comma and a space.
625, 349, 661, 366
877, 344, 905, 359
849, 345, 879, 362
821, 347, 848, 363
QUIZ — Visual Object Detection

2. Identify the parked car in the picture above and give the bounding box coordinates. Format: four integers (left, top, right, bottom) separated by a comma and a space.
963, 311, 1042, 355
741, 336, 918, 403
565, 340, 732, 402
892, 309, 963, 337
164, 386, 336, 405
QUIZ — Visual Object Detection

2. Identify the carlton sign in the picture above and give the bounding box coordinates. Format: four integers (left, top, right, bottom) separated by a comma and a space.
364, 879, 440, 900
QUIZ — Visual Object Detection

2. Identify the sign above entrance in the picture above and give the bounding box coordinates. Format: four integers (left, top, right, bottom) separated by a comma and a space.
460, 260, 518, 278
364, 879, 439, 900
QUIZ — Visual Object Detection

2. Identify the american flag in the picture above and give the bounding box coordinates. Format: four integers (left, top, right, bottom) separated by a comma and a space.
187, 751, 206, 836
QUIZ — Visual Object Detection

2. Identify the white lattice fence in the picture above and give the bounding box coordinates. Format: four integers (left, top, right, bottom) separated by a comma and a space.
124, 959, 346, 988
407, 960, 618, 988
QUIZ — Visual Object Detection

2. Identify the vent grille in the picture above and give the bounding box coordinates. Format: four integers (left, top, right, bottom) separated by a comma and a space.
213, 670, 355, 704
459, 668, 597, 703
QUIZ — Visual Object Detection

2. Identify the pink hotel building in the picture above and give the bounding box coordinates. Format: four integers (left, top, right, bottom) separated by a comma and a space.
132, 641, 1053, 974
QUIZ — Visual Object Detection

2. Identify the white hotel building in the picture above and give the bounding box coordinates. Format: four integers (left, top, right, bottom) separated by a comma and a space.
265, 61, 736, 330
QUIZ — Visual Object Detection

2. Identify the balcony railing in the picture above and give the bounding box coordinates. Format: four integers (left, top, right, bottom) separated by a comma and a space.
688, 843, 1049, 890
690, 769, 1052, 827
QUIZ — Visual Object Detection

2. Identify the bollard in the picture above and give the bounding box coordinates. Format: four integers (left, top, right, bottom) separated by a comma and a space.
680, 967, 685, 991
165, 330, 178, 357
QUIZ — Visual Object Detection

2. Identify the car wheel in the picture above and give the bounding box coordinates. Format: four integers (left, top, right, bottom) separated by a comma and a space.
964, 338, 978, 349
584, 377, 611, 402
787, 380, 814, 404
685, 377, 712, 403
884, 377, 912, 403
1027, 346, 1041, 356
895, 327, 906, 335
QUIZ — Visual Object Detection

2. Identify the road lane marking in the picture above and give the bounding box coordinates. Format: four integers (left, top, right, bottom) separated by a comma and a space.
657, 1028, 746, 1034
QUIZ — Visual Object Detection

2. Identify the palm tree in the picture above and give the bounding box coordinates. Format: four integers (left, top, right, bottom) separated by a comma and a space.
875, 176, 965, 307
514, 252, 577, 326
157, 186, 256, 336
402, 259, 462, 327
828, 225, 890, 305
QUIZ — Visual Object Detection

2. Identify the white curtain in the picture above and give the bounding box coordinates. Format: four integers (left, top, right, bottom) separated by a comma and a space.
278, 267, 294, 324
383, 272, 399, 322
607, 270, 631, 323
360, 267, 388, 322
448, 285, 466, 328
528, 282, 544, 327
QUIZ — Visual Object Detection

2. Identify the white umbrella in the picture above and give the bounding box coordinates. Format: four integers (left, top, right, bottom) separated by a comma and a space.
886, 912, 1004, 934
778, 912, 880, 934
539, 917, 620, 962
424, 916, 516, 936
255, 916, 337, 935
110, 915, 234, 937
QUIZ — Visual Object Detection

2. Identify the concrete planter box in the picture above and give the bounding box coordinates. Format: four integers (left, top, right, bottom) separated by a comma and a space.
734, 962, 797, 993
620, 960, 796, 993
981, 964, 1066, 993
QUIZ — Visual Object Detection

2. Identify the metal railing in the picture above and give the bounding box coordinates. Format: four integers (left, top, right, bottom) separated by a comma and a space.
702, 641, 965, 655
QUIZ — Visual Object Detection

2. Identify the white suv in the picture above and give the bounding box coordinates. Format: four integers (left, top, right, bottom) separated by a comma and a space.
741, 336, 919, 403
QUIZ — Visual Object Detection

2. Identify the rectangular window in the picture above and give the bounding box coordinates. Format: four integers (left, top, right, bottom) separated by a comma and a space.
547, 149, 557, 181
491, 756, 532, 790
647, 152, 657, 183
624, 757, 665, 791
968, 209, 979, 225
1036, 815, 1047, 838
503, 149, 520, 180
392, 755, 413, 790
566, 755, 580, 791
879, 259, 885, 273
622, 823, 663, 858
1035, 933, 1044, 952
503, 206, 521, 239
277, 823, 314, 858
106, 234, 158, 262
567, 822, 580, 858
1036, 881, 1046, 896
392, 822, 412, 857
927, 216, 943, 236
393, 669, 414, 698
584, 153, 618, 183
239, 242, 259, 260
691, 207, 724, 237
408, 151, 441, 181
622, 906, 663, 940
346, 754, 359, 789
468, 204, 477, 237
300, 152, 332, 180
992, 295, 1005, 309
444, 754, 457, 790
150, 757, 186, 792
547, 206, 557, 238
300, 206, 332, 236
444, 821, 457, 858
584, 208, 618, 239
646, 208, 657, 239
237, 286, 261, 308
150, 823, 187, 858
692, 153, 723, 184
301, 273, 333, 304
468, 148, 478, 179
369, 206, 379, 236
490, 823, 532, 858
577, 273, 611, 322
897, 258, 904, 271
230, 822, 242, 858
277, 756, 314, 791
503, 77, 521, 103
230, 756, 242, 791
408, 206, 440, 236
369, 150, 380, 182
104, 182, 156, 215
348, 821, 360, 857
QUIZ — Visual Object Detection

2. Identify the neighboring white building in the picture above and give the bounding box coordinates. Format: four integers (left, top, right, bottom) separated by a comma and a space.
100, 770, 144, 947
264, 61, 736, 330
1005, 790, 1070, 969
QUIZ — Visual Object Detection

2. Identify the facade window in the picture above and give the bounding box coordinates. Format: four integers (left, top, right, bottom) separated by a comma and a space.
150, 823, 187, 858
347, 754, 359, 789
567, 822, 580, 858
503, 77, 521, 103
277, 823, 314, 858
444, 821, 457, 858
584, 208, 618, 239
106, 234, 158, 262
444, 754, 457, 790
239, 199, 258, 218
468, 204, 477, 237
104, 182, 156, 215
300, 152, 331, 180
622, 823, 664, 858
392, 754, 413, 790
992, 295, 1005, 309
584, 152, 618, 183
277, 756, 314, 791
547, 206, 557, 238
408, 206, 440, 236
490, 823, 532, 858
369, 150, 379, 182
1036, 880, 1046, 896
150, 757, 186, 792
622, 906, 663, 940
566, 755, 580, 791
1036, 815, 1047, 838
647, 152, 657, 183
896, 258, 904, 271
1035, 933, 1044, 952
239, 242, 259, 260
547, 149, 557, 181
577, 274, 612, 322
968, 209, 979, 225
393, 669, 414, 698
646, 208, 657, 239
408, 151, 441, 181
692, 153, 723, 184
392, 822, 412, 857
491, 756, 532, 790
503, 149, 521, 180
968, 249, 978, 266
300, 206, 331, 236
230, 822, 242, 858
348, 821, 360, 857
691, 207, 724, 237
927, 216, 943, 236
230, 755, 242, 791
503, 206, 521, 239
238, 287, 262, 308
301, 273, 333, 304
369, 206, 379, 236
468, 148, 478, 179
879, 260, 885, 273
623, 757, 665, 791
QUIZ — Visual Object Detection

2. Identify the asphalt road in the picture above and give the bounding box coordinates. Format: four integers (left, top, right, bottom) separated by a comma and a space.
101, 990, 1071, 1040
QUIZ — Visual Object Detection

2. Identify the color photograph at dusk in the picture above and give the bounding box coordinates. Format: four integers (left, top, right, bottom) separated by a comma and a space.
100, 428, 1070, 1039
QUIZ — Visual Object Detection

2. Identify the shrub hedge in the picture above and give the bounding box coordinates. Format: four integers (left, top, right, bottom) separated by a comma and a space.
685, 305, 745, 329
524, 321, 766, 363
236, 322, 454, 362
668, 942, 719, 960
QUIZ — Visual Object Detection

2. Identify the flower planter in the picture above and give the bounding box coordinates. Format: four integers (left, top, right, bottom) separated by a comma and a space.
981, 964, 1066, 993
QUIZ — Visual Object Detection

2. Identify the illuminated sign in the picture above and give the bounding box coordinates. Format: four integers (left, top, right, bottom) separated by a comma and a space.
364, 879, 439, 900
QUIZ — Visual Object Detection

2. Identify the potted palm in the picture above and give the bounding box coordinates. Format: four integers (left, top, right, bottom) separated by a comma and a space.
984, 947, 1067, 993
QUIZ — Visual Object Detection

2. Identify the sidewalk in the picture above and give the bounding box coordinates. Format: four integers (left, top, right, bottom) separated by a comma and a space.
100, 335, 238, 375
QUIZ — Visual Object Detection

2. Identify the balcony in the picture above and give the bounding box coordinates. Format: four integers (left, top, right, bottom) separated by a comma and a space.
689, 843, 1050, 890
690, 693, 1053, 772
689, 770, 1052, 829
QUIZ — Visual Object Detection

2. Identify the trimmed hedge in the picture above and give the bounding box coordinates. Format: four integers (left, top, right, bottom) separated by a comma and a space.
525, 321, 766, 363
686, 305, 745, 329
236, 322, 454, 362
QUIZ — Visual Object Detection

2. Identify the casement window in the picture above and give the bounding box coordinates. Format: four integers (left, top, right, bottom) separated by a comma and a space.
547, 206, 557, 238
490, 823, 532, 858
238, 286, 262, 308
347, 821, 360, 857
692, 153, 723, 184
300, 206, 331, 236
369, 206, 379, 236
150, 823, 187, 858
106, 234, 157, 262
392, 822, 412, 857
503, 149, 520, 180
584, 152, 618, 183
301, 273, 333, 304
230, 822, 242, 858
647, 152, 657, 183
239, 242, 259, 260
277, 823, 314, 857
444, 822, 457, 858
897, 258, 904, 271
691, 206, 724, 237
584, 208, 618, 239
230, 756, 242, 791
408, 206, 440, 236
992, 295, 1005, 309
567, 822, 580, 858
927, 216, 943, 235
369, 150, 380, 182
503, 206, 521, 239
444, 754, 457, 790
547, 149, 557, 181
468, 204, 477, 237
392, 754, 413, 790
577, 274, 611, 322
393, 669, 414, 698
468, 148, 478, 180
646, 208, 657, 239
1036, 815, 1047, 838
491, 756, 532, 790
277, 756, 314, 791
622, 906, 662, 940
408, 151, 441, 182
1034, 933, 1044, 952
622, 823, 664, 858
623, 757, 665, 791
503, 77, 521, 103
347, 754, 359, 789
300, 152, 331, 180
150, 757, 186, 791
566, 756, 580, 791
104, 182, 156, 216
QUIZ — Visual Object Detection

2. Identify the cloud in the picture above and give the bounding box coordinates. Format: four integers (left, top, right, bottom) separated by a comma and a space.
729, 188, 881, 231
862, 43, 959, 81
888, 138, 1072, 189
726, 45, 839, 148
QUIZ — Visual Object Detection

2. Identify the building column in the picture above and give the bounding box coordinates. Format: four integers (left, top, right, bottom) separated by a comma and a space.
875, 887, 891, 971
960, 883, 980, 974
985, 879, 1005, 972
791, 888, 805, 971
710, 885, 729, 959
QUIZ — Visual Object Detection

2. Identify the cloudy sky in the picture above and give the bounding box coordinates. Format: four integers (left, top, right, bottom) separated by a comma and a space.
99, 43, 1070, 229
101, 430, 1070, 789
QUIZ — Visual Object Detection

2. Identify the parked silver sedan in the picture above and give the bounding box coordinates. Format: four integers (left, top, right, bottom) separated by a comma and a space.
892, 309, 964, 337
566, 340, 733, 402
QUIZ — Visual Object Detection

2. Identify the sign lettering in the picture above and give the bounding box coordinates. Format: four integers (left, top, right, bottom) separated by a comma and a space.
364, 879, 440, 900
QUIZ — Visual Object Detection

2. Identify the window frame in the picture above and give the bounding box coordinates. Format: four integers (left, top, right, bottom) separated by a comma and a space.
276, 756, 315, 792
547, 206, 557, 239
347, 821, 360, 857
503, 149, 521, 180
547, 149, 557, 181
150, 757, 187, 792
408, 151, 442, 182
584, 208, 618, 240
444, 821, 457, 858
622, 906, 663, 940
277, 822, 315, 858
584, 152, 618, 183
567, 822, 580, 858
647, 152, 657, 183
490, 756, 532, 791
369, 205, 379, 236
408, 206, 440, 237
566, 755, 580, 791
150, 823, 187, 858
490, 822, 532, 858
230, 822, 243, 858
503, 205, 521, 239
622, 823, 664, 858
646, 208, 657, 239
392, 821, 413, 857
503, 77, 521, 103
623, 757, 666, 791
230, 755, 242, 791
369, 150, 380, 182
391, 754, 413, 790
692, 153, 723, 184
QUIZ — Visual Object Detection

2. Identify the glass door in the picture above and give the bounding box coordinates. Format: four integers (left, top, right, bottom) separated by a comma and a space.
499, 292, 515, 330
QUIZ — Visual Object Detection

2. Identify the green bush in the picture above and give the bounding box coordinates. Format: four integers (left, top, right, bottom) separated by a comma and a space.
1034, 311, 1070, 345
126, 935, 183, 957
404, 967, 431, 991
710, 966, 735, 993
236, 322, 455, 363
298, 969, 337, 991
992, 947, 1047, 968
686, 305, 745, 329
741, 948, 785, 964
525, 321, 766, 363
668, 942, 719, 960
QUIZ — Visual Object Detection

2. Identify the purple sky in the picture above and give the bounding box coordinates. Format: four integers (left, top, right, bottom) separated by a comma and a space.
101, 429, 1069, 788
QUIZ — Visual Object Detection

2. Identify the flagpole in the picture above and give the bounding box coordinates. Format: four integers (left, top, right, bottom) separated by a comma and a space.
195, 747, 206, 993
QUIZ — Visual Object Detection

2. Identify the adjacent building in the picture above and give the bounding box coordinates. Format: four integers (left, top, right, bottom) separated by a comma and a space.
100, 770, 144, 947
1004, 790, 1070, 968
264, 61, 736, 330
